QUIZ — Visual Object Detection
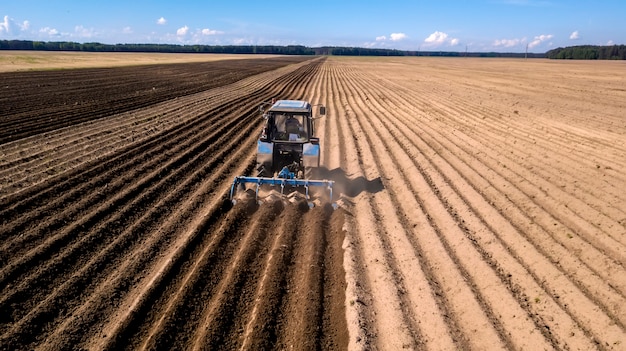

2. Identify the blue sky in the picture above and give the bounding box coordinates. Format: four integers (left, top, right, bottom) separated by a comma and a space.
1, 1, 624, 53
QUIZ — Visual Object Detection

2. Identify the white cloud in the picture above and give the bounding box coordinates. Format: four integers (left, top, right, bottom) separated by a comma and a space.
201, 28, 223, 36
390, 32, 407, 41
493, 38, 523, 47
423, 31, 459, 47
123, 26, 133, 34
74, 25, 95, 38
157, 17, 167, 25
159, 27, 226, 44
0, 15, 29, 34
176, 25, 189, 36
371, 33, 408, 48
425, 31, 448, 44
374, 33, 406, 43
0, 15, 8, 33
39, 27, 59, 36
607, 40, 614, 45
569, 30, 579, 40
528, 34, 553, 48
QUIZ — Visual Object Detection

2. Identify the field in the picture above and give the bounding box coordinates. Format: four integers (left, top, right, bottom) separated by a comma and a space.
1, 54, 625, 350
0, 51, 266, 72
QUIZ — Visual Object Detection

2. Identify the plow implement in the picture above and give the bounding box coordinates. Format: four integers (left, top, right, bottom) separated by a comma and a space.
229, 176, 335, 208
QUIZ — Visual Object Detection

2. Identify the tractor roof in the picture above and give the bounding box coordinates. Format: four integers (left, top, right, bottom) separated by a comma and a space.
268, 100, 311, 113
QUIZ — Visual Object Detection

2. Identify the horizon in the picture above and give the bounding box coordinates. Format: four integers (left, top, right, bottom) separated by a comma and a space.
1, 0, 624, 54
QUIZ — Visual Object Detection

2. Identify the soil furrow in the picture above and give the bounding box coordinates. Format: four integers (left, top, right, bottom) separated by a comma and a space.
239, 201, 303, 350
0, 58, 318, 236
0, 57, 310, 143
0, 108, 261, 335
188, 200, 283, 350
0, 58, 318, 200
332, 63, 465, 349
2, 54, 624, 351
351, 68, 595, 348
411, 99, 626, 291
336, 62, 514, 350
352, 57, 619, 346
324, 63, 391, 350
1, 58, 342, 351
359, 61, 626, 296
0, 100, 260, 278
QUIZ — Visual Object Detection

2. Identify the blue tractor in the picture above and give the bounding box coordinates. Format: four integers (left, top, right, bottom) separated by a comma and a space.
230, 99, 334, 206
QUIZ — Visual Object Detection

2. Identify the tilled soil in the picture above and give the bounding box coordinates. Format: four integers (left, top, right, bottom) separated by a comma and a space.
1, 55, 626, 350
0, 56, 310, 144
0, 56, 347, 350
318, 57, 626, 350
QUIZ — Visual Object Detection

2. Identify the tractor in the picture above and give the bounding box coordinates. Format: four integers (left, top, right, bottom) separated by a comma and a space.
229, 99, 334, 207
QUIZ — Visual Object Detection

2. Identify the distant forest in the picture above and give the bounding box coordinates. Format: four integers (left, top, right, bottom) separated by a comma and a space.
1, 40, 624, 59
546, 45, 626, 59
0, 40, 317, 55
0, 39, 544, 58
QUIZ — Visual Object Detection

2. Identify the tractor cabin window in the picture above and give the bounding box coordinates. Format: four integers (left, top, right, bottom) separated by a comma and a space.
273, 114, 308, 141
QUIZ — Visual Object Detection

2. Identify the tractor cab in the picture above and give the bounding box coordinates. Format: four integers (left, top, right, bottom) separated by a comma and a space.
256, 99, 325, 178
271, 113, 308, 141
260, 100, 323, 143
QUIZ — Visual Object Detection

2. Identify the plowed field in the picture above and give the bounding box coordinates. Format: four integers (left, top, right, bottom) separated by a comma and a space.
1, 55, 625, 350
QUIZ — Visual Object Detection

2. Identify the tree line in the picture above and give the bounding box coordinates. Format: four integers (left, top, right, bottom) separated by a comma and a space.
1, 40, 418, 56
546, 45, 626, 60
1, 39, 549, 58
3, 39, 625, 59
0, 40, 316, 55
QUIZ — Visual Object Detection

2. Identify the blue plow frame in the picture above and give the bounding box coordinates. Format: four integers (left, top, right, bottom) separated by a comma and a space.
229, 176, 334, 204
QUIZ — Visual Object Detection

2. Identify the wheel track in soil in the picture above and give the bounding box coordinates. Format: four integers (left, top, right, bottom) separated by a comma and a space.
0, 57, 348, 350
321, 58, 625, 350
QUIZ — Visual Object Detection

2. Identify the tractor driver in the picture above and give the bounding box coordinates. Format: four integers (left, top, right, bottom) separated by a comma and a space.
285, 115, 302, 136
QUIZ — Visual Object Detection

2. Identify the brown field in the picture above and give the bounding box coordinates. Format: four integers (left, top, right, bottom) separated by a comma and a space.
0, 51, 271, 72
1, 55, 625, 350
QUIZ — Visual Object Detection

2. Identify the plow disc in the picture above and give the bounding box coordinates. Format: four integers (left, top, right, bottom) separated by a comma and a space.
229, 176, 335, 208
